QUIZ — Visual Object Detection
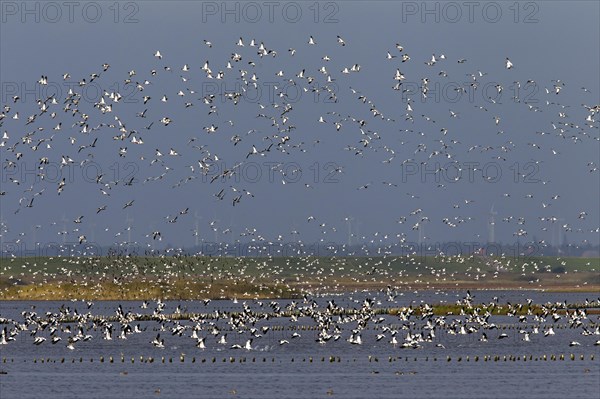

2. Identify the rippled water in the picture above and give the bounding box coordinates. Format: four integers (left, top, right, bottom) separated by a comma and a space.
1, 290, 599, 398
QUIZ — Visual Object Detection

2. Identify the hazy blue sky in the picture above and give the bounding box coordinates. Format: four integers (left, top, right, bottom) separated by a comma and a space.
1, 1, 598, 252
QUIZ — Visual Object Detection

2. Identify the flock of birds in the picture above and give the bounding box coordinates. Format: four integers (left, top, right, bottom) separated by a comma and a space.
0, 36, 598, 346
1, 291, 600, 351
0, 34, 598, 256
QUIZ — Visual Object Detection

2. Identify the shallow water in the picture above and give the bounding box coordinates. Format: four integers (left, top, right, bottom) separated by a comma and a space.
1, 289, 596, 318
3, 360, 599, 399
1, 290, 599, 399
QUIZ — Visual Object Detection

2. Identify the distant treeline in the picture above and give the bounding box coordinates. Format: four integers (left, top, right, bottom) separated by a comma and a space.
2, 240, 598, 258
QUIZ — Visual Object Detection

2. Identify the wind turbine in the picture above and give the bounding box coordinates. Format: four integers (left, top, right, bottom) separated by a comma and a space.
418, 222, 425, 246
61, 213, 68, 244
149, 222, 156, 252
555, 217, 565, 254
212, 212, 220, 244
194, 211, 203, 247
89, 222, 96, 243
488, 204, 497, 244
31, 224, 37, 251
355, 218, 363, 244
0, 218, 6, 250
345, 216, 354, 247
126, 213, 133, 244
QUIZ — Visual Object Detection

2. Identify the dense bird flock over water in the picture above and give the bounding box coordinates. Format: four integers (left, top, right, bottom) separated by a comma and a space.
0, 36, 598, 328
2, 291, 600, 351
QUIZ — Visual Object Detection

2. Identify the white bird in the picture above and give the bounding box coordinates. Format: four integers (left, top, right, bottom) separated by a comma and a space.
544, 328, 555, 336
152, 334, 164, 348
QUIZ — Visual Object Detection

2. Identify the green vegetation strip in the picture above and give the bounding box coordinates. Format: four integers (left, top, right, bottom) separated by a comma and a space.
1, 255, 598, 300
